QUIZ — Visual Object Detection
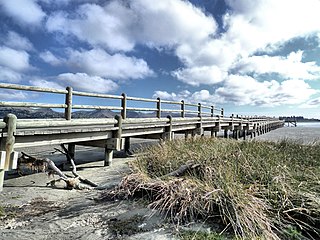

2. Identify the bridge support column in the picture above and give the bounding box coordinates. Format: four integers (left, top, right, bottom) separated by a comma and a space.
63, 143, 75, 170
124, 137, 132, 156
210, 129, 216, 138
224, 129, 229, 138
104, 149, 113, 166
0, 114, 17, 192
243, 130, 246, 140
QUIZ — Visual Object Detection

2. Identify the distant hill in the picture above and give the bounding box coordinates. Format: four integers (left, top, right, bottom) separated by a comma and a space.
0, 107, 156, 119
0, 107, 64, 119
0, 107, 199, 120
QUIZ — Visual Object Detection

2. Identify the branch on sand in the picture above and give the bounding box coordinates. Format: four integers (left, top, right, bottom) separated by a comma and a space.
20, 144, 98, 190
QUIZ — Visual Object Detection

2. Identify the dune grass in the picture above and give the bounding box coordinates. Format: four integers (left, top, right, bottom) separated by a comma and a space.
103, 137, 320, 239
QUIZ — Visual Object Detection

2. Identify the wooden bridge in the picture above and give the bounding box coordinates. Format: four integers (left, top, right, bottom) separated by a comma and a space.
0, 83, 284, 191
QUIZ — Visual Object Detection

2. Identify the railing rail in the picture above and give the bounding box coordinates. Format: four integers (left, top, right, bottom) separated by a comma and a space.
0, 83, 226, 120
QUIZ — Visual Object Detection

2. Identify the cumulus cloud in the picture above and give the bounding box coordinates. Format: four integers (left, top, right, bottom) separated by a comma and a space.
0, 90, 29, 100
65, 48, 153, 79
0, 0, 46, 26
173, 0, 320, 88
153, 89, 216, 105
29, 79, 65, 89
0, 66, 22, 83
46, 0, 217, 51
172, 65, 227, 86
0, 46, 31, 72
57, 73, 118, 93
155, 75, 317, 107
214, 75, 317, 106
3, 31, 34, 51
234, 51, 320, 80
39, 51, 64, 66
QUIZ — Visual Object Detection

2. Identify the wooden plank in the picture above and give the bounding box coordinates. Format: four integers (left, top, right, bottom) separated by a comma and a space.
72, 90, 123, 99
0, 102, 66, 108
72, 104, 122, 110
126, 107, 157, 112
16, 119, 116, 128
14, 131, 113, 148
0, 83, 67, 94
126, 96, 158, 102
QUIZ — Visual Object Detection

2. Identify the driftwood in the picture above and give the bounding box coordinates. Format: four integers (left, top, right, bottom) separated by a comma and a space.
20, 147, 97, 190
162, 160, 201, 178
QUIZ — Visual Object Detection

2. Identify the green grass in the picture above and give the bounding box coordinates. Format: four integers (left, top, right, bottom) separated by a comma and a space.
104, 138, 320, 239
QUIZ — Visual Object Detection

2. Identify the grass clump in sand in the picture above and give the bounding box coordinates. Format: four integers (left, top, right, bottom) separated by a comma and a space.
103, 138, 320, 239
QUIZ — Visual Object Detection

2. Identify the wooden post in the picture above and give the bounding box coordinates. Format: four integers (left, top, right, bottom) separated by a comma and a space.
163, 115, 173, 140
68, 143, 75, 161
181, 100, 185, 118
125, 137, 130, 154
198, 103, 202, 117
211, 105, 214, 117
63, 143, 75, 170
0, 114, 17, 192
121, 93, 127, 119
105, 115, 123, 166
65, 86, 73, 120
224, 129, 228, 138
157, 97, 161, 118
210, 128, 215, 137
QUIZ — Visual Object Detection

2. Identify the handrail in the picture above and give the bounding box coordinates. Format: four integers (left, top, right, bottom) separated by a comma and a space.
0, 83, 67, 94
0, 101, 67, 109
16, 118, 117, 128
0, 83, 265, 121
72, 90, 123, 99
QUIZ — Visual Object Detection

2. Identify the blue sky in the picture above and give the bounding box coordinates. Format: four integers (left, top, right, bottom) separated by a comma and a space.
1, 0, 320, 118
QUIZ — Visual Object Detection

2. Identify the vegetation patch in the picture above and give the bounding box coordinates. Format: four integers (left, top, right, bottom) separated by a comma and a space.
102, 138, 320, 239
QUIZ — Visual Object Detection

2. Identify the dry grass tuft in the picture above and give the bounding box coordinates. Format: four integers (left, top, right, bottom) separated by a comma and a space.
101, 138, 320, 239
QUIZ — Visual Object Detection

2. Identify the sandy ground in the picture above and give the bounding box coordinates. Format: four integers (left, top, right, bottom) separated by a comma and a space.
1, 127, 319, 240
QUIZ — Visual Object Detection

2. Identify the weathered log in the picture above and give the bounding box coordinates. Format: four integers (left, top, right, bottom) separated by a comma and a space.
162, 161, 200, 178
20, 151, 97, 190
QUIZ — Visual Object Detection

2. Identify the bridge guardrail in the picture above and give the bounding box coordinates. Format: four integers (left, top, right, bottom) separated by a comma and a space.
0, 83, 224, 120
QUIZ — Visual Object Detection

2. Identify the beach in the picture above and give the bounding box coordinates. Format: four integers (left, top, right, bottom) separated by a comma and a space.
1, 124, 319, 240
255, 122, 320, 144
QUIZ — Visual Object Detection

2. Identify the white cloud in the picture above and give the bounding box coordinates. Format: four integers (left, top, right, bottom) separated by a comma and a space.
57, 73, 118, 93
172, 65, 227, 86
29, 79, 65, 89
299, 97, 320, 109
4, 31, 34, 51
153, 89, 215, 105
224, 0, 320, 53
0, 0, 46, 26
46, 0, 217, 51
0, 66, 22, 83
235, 51, 320, 80
46, 4, 136, 51
0, 46, 31, 72
0, 90, 29, 100
65, 48, 153, 79
214, 75, 317, 106
39, 51, 64, 66
154, 75, 317, 107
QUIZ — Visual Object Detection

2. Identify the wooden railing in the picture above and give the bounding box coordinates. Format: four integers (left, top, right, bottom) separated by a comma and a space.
0, 83, 224, 120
